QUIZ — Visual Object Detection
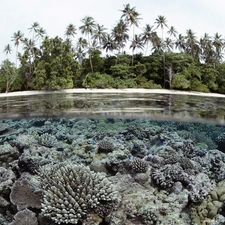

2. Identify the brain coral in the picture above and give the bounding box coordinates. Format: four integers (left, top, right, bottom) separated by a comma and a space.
40, 163, 118, 224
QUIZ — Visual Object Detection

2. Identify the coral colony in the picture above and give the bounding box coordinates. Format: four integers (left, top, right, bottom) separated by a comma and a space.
0, 119, 225, 224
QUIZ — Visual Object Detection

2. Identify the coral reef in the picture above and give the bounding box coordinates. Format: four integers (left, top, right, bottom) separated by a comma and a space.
98, 139, 114, 153
37, 133, 58, 147
191, 180, 225, 225
0, 123, 17, 138
0, 118, 224, 225
40, 163, 118, 224
132, 157, 149, 173
216, 132, 225, 153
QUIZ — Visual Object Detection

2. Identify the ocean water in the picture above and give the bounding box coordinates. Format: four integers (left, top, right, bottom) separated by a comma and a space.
1, 91, 225, 225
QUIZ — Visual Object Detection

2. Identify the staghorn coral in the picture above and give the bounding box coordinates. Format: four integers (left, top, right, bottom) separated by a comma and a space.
40, 163, 118, 224
9, 208, 38, 225
98, 139, 114, 153
132, 158, 149, 173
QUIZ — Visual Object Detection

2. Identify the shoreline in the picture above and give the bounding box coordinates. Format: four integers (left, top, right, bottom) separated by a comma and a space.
0, 88, 225, 98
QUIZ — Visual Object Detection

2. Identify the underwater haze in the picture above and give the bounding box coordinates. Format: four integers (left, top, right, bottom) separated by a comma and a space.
1, 91, 225, 225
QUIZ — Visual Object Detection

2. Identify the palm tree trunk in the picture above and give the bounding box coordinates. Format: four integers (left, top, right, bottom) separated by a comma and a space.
89, 54, 94, 73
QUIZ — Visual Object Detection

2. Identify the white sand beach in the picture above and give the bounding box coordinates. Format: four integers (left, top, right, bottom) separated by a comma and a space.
0, 88, 225, 98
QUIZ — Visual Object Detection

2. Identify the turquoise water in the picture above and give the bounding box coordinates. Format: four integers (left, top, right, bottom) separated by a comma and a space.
1, 92, 225, 225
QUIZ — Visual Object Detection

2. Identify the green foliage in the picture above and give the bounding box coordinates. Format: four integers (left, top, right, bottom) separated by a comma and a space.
0, 59, 18, 92
113, 78, 137, 88
86, 72, 115, 88
30, 37, 79, 90
86, 72, 138, 89
172, 74, 190, 90
133, 62, 147, 76
216, 63, 225, 93
189, 78, 210, 92
135, 76, 160, 88
110, 63, 135, 79
200, 64, 218, 92
81, 50, 104, 75
165, 52, 196, 73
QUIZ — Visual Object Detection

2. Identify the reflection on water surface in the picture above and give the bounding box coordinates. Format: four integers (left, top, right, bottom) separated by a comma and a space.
0, 91, 225, 225
0, 91, 225, 124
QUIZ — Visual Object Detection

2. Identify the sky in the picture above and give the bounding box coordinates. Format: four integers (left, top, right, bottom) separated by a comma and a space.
1, 0, 225, 64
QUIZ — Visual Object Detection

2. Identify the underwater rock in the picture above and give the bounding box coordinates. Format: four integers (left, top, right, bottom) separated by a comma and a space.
9, 208, 38, 225
191, 180, 225, 224
0, 123, 18, 138
10, 176, 42, 210
0, 167, 15, 190
216, 133, 225, 153
205, 150, 225, 181
0, 143, 19, 167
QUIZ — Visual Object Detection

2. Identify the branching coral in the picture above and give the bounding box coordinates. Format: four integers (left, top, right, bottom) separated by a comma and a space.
132, 158, 148, 173
98, 139, 114, 153
37, 133, 57, 147
40, 163, 118, 224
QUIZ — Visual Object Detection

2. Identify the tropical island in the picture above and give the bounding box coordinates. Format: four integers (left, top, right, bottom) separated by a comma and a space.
1, 4, 225, 94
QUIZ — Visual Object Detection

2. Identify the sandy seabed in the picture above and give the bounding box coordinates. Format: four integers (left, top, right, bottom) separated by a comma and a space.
0, 88, 225, 98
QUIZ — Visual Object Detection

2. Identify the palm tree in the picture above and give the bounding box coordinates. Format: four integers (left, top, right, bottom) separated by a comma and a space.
130, 34, 144, 66
120, 3, 141, 38
200, 33, 213, 63
102, 33, 117, 54
11, 30, 24, 67
3, 44, 12, 58
75, 47, 86, 64
155, 15, 168, 88
212, 32, 224, 63
151, 36, 164, 52
185, 29, 199, 59
35, 27, 46, 45
65, 24, 77, 42
92, 24, 107, 47
140, 24, 157, 55
167, 26, 177, 38
79, 16, 96, 45
175, 34, 186, 52
79, 16, 96, 73
76, 37, 88, 49
164, 37, 174, 52
22, 38, 38, 89
29, 22, 40, 40
155, 15, 168, 40
111, 19, 129, 54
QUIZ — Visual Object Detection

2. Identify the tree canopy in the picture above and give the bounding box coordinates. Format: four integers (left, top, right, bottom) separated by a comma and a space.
1, 4, 225, 93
